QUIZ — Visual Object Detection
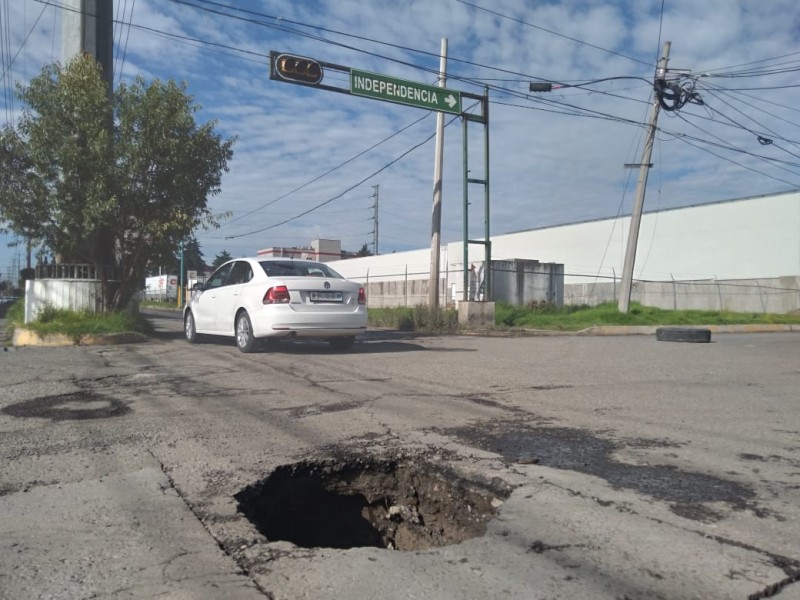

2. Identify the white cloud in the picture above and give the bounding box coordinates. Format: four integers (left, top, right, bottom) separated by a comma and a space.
2, 0, 799, 278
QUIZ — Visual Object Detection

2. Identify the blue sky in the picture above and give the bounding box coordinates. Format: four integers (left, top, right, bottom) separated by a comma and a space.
2, 0, 799, 280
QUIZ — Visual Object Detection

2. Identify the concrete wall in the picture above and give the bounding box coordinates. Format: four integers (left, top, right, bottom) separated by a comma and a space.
492, 260, 564, 306
564, 276, 800, 314
328, 191, 800, 312
359, 260, 564, 309
490, 191, 800, 283
25, 279, 104, 323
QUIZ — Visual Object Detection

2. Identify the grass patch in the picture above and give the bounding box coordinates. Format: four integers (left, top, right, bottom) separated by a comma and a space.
369, 305, 459, 332
140, 300, 181, 310
495, 301, 800, 331
371, 301, 800, 333
7, 300, 153, 341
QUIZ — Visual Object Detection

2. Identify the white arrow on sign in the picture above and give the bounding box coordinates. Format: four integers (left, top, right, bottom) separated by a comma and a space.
444, 94, 458, 109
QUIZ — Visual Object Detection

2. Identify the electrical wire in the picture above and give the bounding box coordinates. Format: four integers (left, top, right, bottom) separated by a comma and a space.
226, 110, 433, 225
166, 0, 658, 113
455, 0, 651, 67
698, 51, 800, 76
0, 1, 48, 98
116, 0, 137, 86
28, 0, 800, 246
225, 110, 466, 240
672, 133, 800, 188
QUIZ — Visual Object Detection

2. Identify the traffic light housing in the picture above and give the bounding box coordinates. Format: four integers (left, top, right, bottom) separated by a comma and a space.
272, 54, 324, 85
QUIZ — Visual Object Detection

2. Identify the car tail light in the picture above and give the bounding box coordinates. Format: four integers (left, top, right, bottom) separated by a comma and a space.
263, 285, 290, 304
358, 287, 367, 305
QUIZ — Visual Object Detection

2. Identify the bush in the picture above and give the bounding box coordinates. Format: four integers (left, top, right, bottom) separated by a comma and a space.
368, 305, 458, 332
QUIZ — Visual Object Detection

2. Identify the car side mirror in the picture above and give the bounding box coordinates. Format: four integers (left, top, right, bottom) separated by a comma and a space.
192, 282, 203, 291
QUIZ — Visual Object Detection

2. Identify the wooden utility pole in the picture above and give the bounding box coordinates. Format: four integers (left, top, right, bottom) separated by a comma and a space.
428, 38, 448, 309
618, 41, 671, 313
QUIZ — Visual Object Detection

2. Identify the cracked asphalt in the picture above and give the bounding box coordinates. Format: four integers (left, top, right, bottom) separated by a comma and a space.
1, 311, 799, 599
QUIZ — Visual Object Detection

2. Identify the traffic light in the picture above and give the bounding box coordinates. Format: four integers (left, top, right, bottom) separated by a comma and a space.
529, 82, 553, 92
272, 54, 324, 85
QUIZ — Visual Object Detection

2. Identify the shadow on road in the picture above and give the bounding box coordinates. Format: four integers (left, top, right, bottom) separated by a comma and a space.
142, 310, 475, 354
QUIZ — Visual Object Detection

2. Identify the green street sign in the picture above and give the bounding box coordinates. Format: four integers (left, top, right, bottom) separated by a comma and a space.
350, 69, 462, 114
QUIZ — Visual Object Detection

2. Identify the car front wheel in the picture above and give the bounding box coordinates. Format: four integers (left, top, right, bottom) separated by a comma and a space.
185, 311, 198, 343
236, 311, 258, 353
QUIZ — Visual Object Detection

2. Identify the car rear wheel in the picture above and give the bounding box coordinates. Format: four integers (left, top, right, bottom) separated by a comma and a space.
236, 311, 258, 353
329, 336, 355, 351
185, 311, 198, 343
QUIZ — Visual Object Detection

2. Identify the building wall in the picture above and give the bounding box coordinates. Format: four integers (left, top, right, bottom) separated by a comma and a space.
489, 191, 800, 284
327, 191, 800, 312
25, 280, 103, 323
330, 190, 800, 288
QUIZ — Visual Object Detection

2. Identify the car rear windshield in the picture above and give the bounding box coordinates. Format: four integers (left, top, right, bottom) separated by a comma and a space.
258, 261, 344, 279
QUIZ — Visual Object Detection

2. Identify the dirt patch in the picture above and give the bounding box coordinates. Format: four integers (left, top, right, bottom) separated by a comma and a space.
1, 391, 131, 421
235, 456, 511, 551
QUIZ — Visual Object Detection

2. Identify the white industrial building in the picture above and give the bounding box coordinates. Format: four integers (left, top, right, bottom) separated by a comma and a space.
328, 190, 800, 313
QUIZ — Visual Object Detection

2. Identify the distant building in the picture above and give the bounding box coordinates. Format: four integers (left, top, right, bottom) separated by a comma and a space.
257, 239, 343, 263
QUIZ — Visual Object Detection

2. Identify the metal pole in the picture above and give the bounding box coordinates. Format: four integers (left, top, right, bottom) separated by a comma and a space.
178, 241, 184, 307
462, 114, 470, 302
428, 38, 448, 309
482, 87, 491, 301
618, 41, 671, 313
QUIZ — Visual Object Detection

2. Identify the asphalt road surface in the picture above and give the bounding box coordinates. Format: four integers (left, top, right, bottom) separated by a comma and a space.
1, 311, 799, 599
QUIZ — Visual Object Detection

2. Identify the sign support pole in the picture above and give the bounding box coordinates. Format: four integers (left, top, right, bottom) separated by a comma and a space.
429, 38, 448, 310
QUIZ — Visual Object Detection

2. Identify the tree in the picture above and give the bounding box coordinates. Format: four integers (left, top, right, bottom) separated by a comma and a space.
211, 250, 232, 269
151, 235, 206, 281
0, 55, 234, 310
356, 243, 373, 257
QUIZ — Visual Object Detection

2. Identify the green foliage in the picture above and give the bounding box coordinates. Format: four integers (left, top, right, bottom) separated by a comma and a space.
0, 55, 235, 311
20, 305, 153, 340
368, 305, 458, 332
211, 250, 233, 270
5, 297, 24, 326
151, 236, 206, 281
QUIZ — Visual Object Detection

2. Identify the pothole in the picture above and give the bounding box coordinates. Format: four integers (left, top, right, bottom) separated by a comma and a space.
1, 391, 131, 420
235, 456, 511, 551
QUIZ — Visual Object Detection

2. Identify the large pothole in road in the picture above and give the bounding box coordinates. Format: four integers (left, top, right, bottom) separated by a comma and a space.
235, 456, 511, 551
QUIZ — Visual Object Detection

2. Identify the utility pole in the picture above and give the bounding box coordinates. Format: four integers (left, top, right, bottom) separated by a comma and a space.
371, 185, 380, 255
618, 41, 671, 313
428, 38, 447, 309
62, 0, 114, 97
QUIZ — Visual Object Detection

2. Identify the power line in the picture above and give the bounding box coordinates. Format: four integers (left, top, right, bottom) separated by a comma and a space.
455, 0, 651, 67
114, 0, 137, 86
168, 0, 657, 109
226, 111, 433, 225
673, 134, 800, 189
0, 1, 49, 98
225, 111, 466, 240
698, 50, 800, 76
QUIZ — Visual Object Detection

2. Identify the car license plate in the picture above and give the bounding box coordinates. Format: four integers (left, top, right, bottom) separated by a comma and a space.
309, 291, 343, 302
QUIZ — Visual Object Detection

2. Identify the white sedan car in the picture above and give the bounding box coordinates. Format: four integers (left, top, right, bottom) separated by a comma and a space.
183, 258, 367, 352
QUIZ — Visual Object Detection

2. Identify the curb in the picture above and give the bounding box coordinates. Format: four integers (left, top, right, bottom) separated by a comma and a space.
578, 324, 800, 336
461, 324, 800, 337
12, 327, 148, 347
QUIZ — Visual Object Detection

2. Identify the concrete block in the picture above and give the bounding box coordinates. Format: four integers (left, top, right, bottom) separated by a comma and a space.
458, 301, 495, 329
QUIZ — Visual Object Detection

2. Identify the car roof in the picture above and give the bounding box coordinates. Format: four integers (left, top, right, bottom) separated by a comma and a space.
222, 257, 322, 263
